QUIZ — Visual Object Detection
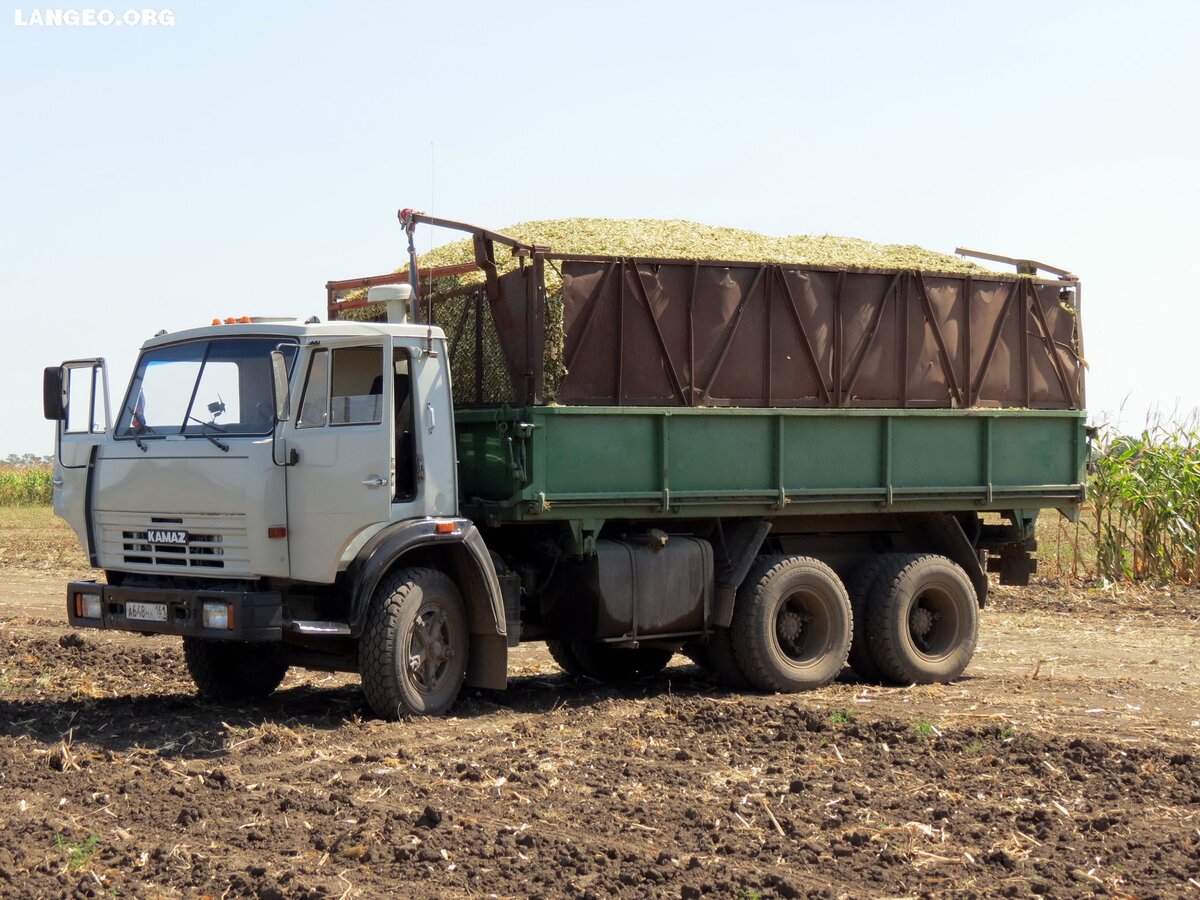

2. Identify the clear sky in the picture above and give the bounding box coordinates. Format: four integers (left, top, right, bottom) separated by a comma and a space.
2, 0, 1197, 455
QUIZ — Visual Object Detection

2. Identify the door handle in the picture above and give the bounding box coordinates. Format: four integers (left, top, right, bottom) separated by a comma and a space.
52, 477, 64, 488
361, 476, 387, 487
426, 402, 435, 434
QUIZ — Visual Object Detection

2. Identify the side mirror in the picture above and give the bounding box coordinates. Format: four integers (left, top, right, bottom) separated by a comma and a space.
43, 367, 66, 420
270, 350, 291, 422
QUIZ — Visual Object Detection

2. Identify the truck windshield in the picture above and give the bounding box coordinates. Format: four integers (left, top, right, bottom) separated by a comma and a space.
116, 337, 299, 439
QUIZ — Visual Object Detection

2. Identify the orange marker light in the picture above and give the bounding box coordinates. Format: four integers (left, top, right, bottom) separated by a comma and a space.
267, 526, 287, 539
435, 521, 456, 534
224, 317, 236, 325
212, 318, 222, 325
239, 316, 252, 323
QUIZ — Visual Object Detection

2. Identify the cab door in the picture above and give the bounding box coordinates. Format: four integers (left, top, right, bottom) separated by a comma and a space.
48, 360, 111, 561
283, 339, 394, 584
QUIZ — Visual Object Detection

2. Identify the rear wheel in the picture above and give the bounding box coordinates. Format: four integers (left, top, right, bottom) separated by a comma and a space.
183, 638, 287, 702
360, 567, 468, 718
843, 557, 888, 682
843, 553, 911, 682
731, 555, 852, 692
864, 554, 978, 684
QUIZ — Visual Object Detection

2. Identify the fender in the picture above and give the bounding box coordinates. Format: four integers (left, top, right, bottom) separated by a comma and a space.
345, 517, 508, 689
919, 514, 989, 608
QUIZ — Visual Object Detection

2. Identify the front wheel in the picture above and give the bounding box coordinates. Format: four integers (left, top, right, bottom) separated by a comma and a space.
360, 567, 469, 718
182, 638, 287, 702
731, 555, 852, 692
864, 554, 978, 684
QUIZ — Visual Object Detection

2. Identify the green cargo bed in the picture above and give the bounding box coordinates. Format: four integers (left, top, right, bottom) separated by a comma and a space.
456, 406, 1087, 525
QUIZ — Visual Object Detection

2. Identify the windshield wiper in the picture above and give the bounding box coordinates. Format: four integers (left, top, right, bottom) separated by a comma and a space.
187, 415, 229, 453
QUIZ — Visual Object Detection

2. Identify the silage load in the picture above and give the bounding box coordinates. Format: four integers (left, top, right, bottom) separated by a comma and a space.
339, 218, 994, 405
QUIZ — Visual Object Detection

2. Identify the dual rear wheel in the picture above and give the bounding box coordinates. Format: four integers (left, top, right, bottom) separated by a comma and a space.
845, 553, 978, 684
695, 551, 978, 690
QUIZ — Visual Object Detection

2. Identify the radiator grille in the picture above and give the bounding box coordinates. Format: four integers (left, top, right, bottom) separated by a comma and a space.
96, 512, 251, 576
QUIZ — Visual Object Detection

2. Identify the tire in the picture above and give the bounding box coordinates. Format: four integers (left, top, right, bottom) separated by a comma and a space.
360, 567, 469, 719
567, 642, 673, 681
731, 555, 852, 692
182, 638, 287, 702
546, 639, 587, 677
864, 554, 978, 684
843, 553, 910, 683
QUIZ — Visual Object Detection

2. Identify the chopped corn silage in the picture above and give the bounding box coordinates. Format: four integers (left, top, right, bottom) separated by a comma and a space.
338, 218, 995, 405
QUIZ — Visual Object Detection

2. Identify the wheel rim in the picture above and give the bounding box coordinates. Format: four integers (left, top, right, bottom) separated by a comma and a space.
406, 602, 456, 694
905, 585, 962, 660
774, 589, 834, 668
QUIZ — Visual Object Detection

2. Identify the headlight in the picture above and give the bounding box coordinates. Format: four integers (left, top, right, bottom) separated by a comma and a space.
74, 591, 102, 619
202, 602, 232, 630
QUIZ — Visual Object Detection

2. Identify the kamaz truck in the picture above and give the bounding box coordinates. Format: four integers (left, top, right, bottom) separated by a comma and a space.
44, 212, 1087, 718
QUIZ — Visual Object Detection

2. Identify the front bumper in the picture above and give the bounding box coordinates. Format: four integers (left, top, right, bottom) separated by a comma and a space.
66, 581, 282, 641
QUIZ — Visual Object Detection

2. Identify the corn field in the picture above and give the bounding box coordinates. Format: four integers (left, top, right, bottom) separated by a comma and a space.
1080, 422, 1200, 584
0, 466, 54, 506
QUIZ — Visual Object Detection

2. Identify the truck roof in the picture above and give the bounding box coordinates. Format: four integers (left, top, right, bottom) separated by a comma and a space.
140, 319, 444, 351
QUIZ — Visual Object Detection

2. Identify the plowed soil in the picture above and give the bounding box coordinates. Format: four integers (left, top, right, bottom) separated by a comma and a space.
1, 561, 1199, 898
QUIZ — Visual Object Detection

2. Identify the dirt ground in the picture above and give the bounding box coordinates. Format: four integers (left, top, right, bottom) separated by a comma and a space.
1, 525, 1199, 898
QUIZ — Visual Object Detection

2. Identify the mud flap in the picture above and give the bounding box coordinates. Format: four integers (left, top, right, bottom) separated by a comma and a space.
710, 519, 773, 628
466, 632, 507, 690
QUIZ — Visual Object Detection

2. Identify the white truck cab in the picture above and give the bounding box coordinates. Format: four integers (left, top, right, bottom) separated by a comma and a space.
45, 310, 510, 718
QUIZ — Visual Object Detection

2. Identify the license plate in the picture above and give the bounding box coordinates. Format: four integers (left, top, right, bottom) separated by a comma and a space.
126, 601, 167, 622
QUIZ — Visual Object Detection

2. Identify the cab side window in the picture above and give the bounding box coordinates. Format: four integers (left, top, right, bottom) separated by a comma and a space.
330, 347, 384, 426
297, 347, 387, 429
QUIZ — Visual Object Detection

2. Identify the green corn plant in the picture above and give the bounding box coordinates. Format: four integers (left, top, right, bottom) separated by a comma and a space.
1085, 419, 1200, 583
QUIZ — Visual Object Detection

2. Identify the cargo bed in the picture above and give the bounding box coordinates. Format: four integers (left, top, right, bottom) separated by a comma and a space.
457, 405, 1087, 525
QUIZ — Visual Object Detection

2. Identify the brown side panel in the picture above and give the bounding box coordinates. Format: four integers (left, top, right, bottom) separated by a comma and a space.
969, 280, 1018, 406
768, 269, 835, 406
907, 275, 965, 407
560, 264, 619, 403
1028, 282, 1080, 409
839, 273, 900, 407
495, 264, 546, 405
544, 260, 1082, 410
